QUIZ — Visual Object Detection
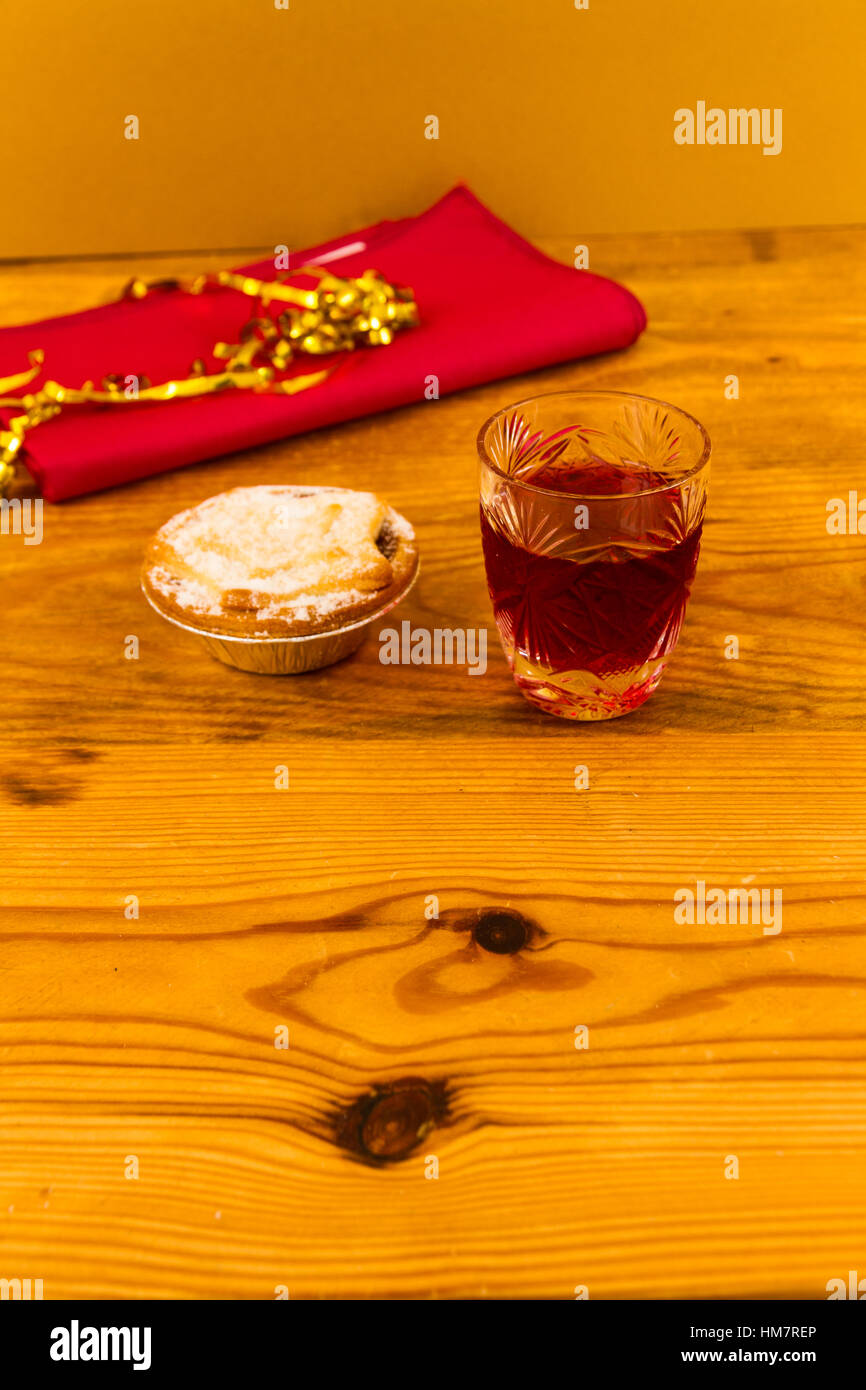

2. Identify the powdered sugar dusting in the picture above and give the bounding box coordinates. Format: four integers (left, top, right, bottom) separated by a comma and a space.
146, 485, 411, 630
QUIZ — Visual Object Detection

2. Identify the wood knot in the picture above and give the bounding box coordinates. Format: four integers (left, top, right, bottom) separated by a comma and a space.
0, 746, 98, 807
335, 1078, 448, 1164
473, 907, 529, 955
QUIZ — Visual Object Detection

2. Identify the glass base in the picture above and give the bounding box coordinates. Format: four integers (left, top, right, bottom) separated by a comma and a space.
511, 654, 668, 721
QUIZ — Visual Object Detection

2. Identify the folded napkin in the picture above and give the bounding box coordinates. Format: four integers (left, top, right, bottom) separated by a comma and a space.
0, 186, 646, 501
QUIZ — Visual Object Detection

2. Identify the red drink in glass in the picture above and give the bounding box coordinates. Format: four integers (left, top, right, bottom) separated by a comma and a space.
478, 393, 710, 720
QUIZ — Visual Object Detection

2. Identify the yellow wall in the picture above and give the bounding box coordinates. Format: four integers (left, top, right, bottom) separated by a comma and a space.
6, 0, 863, 259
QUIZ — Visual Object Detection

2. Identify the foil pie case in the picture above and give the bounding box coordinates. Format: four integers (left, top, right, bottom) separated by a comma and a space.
142, 565, 419, 675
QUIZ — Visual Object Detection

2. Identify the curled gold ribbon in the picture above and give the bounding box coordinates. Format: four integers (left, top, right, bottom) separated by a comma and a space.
0, 265, 418, 494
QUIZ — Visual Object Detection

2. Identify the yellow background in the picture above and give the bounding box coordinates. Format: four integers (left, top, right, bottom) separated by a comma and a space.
6, 0, 864, 258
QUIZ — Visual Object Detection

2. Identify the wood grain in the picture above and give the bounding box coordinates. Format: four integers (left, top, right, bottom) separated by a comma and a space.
1, 227, 865, 1299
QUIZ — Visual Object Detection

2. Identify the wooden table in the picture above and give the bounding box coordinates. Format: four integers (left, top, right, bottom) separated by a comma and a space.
2, 226, 864, 1300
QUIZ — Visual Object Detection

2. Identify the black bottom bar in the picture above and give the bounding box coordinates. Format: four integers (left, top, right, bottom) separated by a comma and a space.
1, 1298, 861, 1376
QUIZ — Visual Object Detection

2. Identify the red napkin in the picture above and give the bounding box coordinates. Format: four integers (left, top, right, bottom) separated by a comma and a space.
0, 186, 646, 501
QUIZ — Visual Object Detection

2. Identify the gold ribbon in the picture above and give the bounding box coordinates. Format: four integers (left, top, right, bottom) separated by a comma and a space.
0, 265, 418, 494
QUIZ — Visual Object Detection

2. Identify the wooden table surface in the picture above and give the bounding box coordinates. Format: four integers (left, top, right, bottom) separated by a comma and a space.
1, 226, 865, 1300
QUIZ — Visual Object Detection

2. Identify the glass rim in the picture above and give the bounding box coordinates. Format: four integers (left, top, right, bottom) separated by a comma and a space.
477, 388, 712, 500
